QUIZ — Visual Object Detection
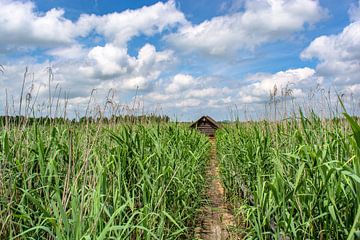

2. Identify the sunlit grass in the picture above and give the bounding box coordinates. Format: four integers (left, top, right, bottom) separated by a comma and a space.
217, 112, 360, 239
0, 122, 210, 239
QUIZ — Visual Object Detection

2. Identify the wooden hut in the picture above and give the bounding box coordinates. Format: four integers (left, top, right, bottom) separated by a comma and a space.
190, 115, 220, 137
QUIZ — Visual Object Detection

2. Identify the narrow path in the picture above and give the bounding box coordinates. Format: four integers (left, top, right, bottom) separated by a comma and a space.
194, 138, 239, 240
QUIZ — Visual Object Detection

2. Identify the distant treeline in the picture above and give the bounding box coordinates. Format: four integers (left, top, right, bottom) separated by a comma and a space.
0, 114, 170, 126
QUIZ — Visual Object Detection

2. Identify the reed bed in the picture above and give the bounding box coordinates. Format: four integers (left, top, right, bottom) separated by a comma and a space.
217, 112, 360, 239
0, 122, 210, 239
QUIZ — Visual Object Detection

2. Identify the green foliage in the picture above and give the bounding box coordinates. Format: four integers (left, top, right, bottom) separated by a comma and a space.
217, 115, 360, 239
0, 123, 209, 239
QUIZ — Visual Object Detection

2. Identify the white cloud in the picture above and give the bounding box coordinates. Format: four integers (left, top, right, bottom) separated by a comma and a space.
0, 62, 55, 115
0, 0, 186, 51
121, 76, 148, 90
84, 44, 132, 77
349, 0, 360, 22
0, 0, 187, 117
167, 0, 326, 56
208, 97, 232, 108
146, 92, 170, 101
186, 87, 231, 98
0, 46, 174, 116
93, 76, 149, 91
238, 67, 321, 103
47, 45, 88, 59
301, 21, 360, 85
3, 0, 358, 120
186, 88, 219, 98
133, 44, 174, 80
300, 5, 360, 102
0, 0, 82, 49
175, 98, 201, 108
165, 74, 195, 93
80, 0, 186, 47
345, 83, 360, 93
78, 43, 174, 90
144, 74, 235, 111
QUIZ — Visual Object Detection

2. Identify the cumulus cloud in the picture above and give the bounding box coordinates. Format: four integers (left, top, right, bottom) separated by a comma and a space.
0, 0, 185, 51
348, 84, 360, 92
0, 0, 82, 50
144, 73, 235, 112
47, 45, 88, 59
175, 98, 201, 108
0, 0, 188, 116
79, 43, 174, 90
167, 0, 326, 56
165, 74, 196, 93
3, 0, 357, 120
349, 0, 360, 22
186, 88, 221, 98
83, 44, 132, 78
300, 4, 360, 103
146, 92, 170, 102
0, 43, 174, 117
0, 62, 55, 115
207, 97, 233, 110
238, 68, 322, 103
79, 0, 186, 47
301, 21, 360, 85
186, 87, 231, 98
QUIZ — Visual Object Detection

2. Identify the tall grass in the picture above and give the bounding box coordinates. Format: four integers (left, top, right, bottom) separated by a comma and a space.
0, 122, 210, 239
217, 112, 360, 239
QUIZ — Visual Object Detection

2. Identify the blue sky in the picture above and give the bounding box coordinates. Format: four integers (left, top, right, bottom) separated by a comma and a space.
0, 0, 359, 120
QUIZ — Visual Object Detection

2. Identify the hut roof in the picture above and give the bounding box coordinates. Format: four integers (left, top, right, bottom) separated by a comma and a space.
190, 115, 221, 129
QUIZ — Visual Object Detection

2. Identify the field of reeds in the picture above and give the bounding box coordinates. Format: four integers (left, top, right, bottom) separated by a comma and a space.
0, 122, 210, 239
1, 82, 360, 239
217, 110, 360, 239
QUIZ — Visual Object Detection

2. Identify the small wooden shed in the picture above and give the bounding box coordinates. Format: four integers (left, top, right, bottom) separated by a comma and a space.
190, 115, 220, 137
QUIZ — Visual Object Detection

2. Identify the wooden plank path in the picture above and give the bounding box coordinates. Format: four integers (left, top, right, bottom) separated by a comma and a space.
194, 138, 241, 240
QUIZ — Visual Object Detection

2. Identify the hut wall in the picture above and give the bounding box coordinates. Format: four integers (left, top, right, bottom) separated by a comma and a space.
196, 122, 216, 136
